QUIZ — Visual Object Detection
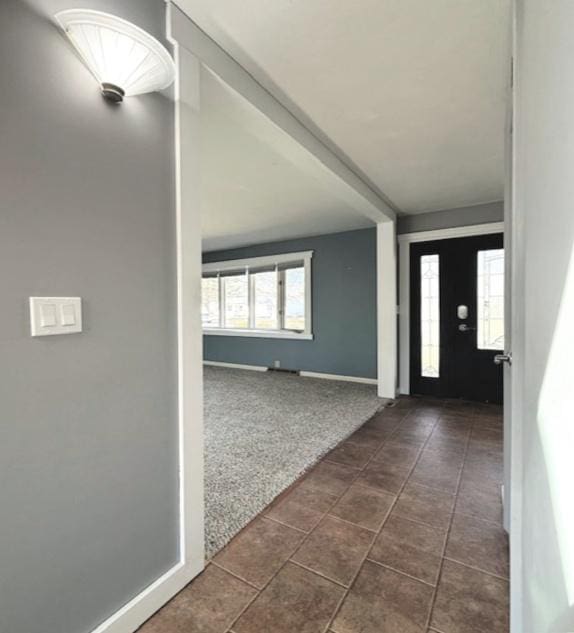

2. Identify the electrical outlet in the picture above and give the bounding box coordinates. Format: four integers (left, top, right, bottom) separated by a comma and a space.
274, 360, 280, 368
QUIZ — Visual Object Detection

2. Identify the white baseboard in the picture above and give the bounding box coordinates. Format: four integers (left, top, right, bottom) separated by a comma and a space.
299, 371, 377, 385
90, 560, 202, 633
203, 360, 268, 372
204, 362, 377, 385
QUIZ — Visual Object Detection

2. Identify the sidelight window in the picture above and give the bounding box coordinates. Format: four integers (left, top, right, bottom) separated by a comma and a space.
420, 254, 440, 378
477, 249, 505, 350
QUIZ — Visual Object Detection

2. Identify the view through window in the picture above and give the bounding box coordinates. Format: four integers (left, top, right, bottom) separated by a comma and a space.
201, 253, 311, 336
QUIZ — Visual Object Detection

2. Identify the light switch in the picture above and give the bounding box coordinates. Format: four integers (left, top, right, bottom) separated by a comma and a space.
40, 303, 57, 327
61, 303, 76, 326
30, 297, 82, 336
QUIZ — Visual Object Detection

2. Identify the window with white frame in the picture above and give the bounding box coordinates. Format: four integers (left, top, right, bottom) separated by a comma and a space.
201, 251, 313, 339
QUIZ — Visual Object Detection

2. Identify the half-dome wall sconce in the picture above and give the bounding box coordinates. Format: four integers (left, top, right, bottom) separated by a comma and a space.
55, 9, 176, 103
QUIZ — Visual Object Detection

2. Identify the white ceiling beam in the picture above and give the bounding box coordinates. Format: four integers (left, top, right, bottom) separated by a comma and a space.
169, 1, 396, 223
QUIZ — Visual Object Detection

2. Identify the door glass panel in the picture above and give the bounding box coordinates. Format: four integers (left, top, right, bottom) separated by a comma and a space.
477, 249, 505, 350
201, 277, 220, 327
253, 270, 278, 329
284, 267, 305, 330
223, 274, 249, 328
420, 254, 440, 377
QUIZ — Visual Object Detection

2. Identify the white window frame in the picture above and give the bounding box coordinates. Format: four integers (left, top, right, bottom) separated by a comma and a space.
202, 251, 313, 340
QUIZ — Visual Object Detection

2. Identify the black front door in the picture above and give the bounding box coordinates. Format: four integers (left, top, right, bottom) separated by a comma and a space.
410, 233, 504, 403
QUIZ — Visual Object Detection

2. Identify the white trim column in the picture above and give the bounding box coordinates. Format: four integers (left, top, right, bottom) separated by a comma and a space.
174, 43, 205, 579
377, 220, 398, 399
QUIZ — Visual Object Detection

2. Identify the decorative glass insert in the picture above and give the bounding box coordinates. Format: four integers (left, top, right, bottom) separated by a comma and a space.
284, 267, 305, 331
223, 274, 249, 328
420, 254, 440, 378
201, 277, 220, 327
477, 249, 505, 350
253, 270, 278, 330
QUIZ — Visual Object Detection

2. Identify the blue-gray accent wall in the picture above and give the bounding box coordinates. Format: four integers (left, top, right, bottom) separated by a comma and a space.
203, 228, 378, 379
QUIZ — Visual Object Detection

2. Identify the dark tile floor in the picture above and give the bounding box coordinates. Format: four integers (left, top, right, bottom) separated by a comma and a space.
139, 397, 509, 633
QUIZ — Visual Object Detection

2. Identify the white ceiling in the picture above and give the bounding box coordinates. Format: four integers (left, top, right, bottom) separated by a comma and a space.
181, 0, 510, 214
201, 69, 374, 251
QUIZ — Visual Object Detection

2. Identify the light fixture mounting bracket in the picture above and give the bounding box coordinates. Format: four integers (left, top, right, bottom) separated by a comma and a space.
101, 83, 125, 103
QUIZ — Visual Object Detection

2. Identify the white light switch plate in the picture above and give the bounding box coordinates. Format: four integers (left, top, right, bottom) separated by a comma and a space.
30, 297, 82, 336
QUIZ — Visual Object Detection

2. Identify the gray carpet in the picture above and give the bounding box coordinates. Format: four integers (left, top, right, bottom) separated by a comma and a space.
204, 366, 386, 557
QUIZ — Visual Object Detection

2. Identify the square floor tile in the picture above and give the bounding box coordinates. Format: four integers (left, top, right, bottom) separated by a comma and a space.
233, 562, 344, 633
332, 560, 434, 633
372, 441, 421, 469
346, 426, 388, 449
431, 418, 472, 437
363, 415, 402, 436
356, 461, 410, 495
325, 441, 377, 469
301, 461, 359, 496
329, 484, 395, 531
138, 564, 257, 633
392, 418, 434, 442
456, 480, 503, 524
445, 513, 509, 578
431, 559, 509, 633
214, 517, 304, 588
409, 450, 462, 493
266, 484, 337, 532
462, 450, 503, 487
291, 515, 373, 586
369, 514, 446, 585
392, 483, 455, 529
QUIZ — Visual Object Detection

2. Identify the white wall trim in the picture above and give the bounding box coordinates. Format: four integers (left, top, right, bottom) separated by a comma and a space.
204, 360, 268, 371
300, 370, 378, 385
89, 8, 205, 632
204, 328, 313, 340
90, 563, 193, 633
398, 221, 505, 395
202, 250, 313, 274
377, 221, 398, 399
203, 363, 377, 384
398, 222, 505, 244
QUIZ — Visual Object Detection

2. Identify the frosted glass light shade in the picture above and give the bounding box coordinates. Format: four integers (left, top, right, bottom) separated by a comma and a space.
56, 9, 175, 101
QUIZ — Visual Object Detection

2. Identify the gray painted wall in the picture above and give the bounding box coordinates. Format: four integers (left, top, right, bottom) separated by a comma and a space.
203, 229, 378, 378
0, 2, 178, 633
397, 201, 503, 234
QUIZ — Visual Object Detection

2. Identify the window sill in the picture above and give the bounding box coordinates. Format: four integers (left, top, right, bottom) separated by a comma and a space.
203, 328, 313, 340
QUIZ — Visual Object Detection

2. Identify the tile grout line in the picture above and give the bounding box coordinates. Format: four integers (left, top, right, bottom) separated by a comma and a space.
222, 401, 486, 633
234, 404, 414, 633
222, 421, 385, 633
325, 405, 443, 633
441, 556, 510, 582
262, 515, 309, 534
288, 559, 350, 589
210, 560, 263, 592
422, 409, 477, 632
365, 557, 437, 588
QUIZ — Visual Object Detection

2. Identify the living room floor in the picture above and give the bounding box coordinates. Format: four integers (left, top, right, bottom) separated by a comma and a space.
139, 396, 509, 633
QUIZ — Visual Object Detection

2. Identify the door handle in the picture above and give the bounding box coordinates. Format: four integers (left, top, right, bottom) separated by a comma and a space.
494, 353, 512, 366
458, 323, 476, 332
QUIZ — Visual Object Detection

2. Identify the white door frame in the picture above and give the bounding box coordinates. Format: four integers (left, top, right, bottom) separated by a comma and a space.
398, 221, 505, 396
